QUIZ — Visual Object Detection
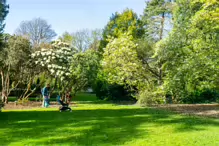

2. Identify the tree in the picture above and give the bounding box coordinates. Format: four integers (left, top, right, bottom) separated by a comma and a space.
70, 49, 99, 96
32, 40, 99, 100
88, 29, 102, 51
102, 33, 148, 91
97, 9, 145, 101
0, 35, 31, 103
58, 32, 73, 44
15, 17, 57, 47
142, 0, 174, 42
140, 0, 175, 86
99, 9, 144, 51
156, 0, 219, 103
72, 29, 102, 52
0, 0, 9, 34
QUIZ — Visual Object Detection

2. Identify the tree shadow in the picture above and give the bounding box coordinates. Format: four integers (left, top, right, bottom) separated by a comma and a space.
0, 107, 218, 145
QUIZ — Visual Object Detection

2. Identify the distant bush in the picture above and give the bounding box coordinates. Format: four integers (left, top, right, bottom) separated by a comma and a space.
137, 88, 165, 105
94, 80, 136, 101
182, 89, 219, 104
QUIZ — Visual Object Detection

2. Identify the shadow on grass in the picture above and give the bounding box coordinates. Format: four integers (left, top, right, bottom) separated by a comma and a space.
0, 108, 218, 145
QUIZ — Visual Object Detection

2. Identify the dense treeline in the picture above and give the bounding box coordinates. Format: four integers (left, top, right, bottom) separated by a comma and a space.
0, 0, 219, 104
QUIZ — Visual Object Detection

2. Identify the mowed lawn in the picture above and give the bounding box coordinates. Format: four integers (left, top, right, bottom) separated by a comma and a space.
0, 95, 219, 146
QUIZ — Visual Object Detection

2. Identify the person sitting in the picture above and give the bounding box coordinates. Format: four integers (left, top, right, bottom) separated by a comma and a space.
57, 94, 72, 112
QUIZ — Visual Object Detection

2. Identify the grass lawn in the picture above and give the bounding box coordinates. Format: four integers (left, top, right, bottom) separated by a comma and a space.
0, 99, 219, 146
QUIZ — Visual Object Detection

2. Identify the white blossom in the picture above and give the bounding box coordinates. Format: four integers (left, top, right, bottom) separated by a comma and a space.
50, 69, 55, 73
66, 73, 70, 76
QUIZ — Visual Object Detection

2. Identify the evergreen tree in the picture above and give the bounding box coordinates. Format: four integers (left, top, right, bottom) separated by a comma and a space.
142, 0, 174, 42
99, 9, 144, 52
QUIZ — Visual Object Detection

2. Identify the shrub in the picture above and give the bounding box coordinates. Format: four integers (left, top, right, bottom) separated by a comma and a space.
94, 80, 136, 101
182, 89, 219, 104
137, 88, 165, 105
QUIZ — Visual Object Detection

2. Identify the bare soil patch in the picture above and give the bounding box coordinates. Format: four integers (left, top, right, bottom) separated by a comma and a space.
152, 104, 219, 118
3, 101, 77, 110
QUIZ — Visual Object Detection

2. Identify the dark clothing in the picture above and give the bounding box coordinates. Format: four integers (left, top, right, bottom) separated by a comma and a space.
42, 87, 50, 96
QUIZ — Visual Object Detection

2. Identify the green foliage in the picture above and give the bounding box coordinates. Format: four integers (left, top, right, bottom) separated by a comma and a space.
142, 0, 174, 42
100, 9, 144, 51
70, 49, 100, 92
94, 79, 136, 101
58, 32, 73, 44
102, 33, 147, 89
182, 89, 219, 104
0, 0, 9, 34
0, 35, 32, 102
156, 0, 219, 103
5, 35, 31, 68
138, 87, 165, 105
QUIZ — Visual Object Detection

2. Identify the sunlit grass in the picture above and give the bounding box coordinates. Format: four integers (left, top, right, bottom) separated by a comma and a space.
0, 102, 219, 146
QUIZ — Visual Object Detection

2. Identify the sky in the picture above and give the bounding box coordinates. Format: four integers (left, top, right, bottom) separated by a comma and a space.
5, 0, 146, 37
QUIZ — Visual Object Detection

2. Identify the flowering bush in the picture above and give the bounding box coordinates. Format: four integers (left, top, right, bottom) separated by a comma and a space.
31, 40, 77, 81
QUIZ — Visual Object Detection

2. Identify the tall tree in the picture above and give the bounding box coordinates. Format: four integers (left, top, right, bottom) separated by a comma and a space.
102, 33, 148, 90
15, 17, 57, 47
0, 0, 9, 34
156, 0, 219, 102
141, 0, 175, 86
72, 29, 102, 52
99, 9, 144, 51
142, 0, 174, 42
0, 35, 31, 103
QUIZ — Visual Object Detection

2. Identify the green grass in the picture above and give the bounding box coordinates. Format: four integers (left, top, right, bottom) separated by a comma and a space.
0, 102, 219, 146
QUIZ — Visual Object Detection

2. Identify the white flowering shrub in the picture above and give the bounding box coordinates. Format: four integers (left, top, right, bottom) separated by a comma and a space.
31, 40, 99, 95
31, 40, 77, 81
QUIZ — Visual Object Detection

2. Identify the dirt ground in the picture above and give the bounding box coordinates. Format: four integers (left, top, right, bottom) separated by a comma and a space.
3, 101, 74, 110
2, 102, 219, 118
152, 104, 219, 118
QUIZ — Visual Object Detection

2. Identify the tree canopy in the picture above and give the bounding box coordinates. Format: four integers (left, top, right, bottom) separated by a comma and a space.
15, 17, 57, 47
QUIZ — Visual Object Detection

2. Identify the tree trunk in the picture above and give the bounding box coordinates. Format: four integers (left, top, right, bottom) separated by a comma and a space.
157, 63, 163, 85
159, 12, 165, 40
157, 12, 165, 86
1, 71, 6, 103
